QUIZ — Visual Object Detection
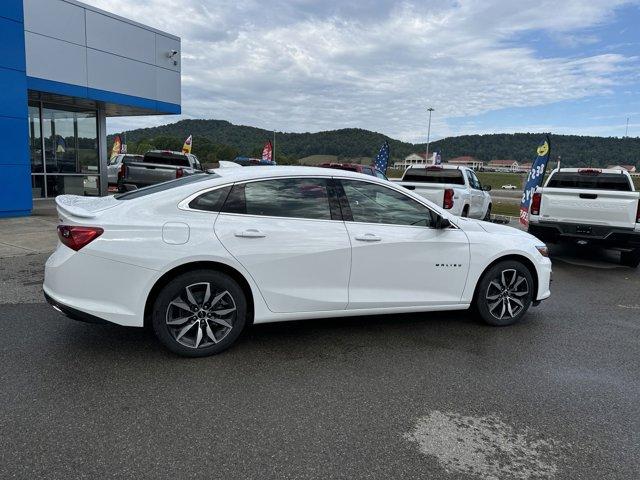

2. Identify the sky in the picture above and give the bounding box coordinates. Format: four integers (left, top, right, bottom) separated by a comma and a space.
85, 0, 640, 143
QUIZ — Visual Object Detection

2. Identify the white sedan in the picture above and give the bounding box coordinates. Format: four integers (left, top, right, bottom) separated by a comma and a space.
44, 166, 552, 357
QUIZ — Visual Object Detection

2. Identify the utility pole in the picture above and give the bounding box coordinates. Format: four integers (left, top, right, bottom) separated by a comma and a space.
426, 107, 434, 165
625, 117, 629, 138
273, 130, 276, 163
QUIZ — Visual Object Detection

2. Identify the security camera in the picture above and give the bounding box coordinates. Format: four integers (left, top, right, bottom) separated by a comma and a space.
167, 50, 179, 59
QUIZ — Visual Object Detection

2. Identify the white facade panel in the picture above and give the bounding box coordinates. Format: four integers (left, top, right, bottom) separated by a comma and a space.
156, 35, 181, 72
25, 32, 87, 87
87, 49, 157, 99
156, 68, 181, 105
23, 0, 86, 46
85, 10, 156, 65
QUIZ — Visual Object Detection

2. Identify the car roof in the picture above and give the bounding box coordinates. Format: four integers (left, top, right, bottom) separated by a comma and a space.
212, 165, 381, 182
552, 167, 629, 175
405, 164, 465, 171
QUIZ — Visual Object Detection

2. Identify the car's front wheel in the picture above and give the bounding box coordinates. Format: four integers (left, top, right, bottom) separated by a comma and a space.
152, 270, 247, 357
475, 261, 534, 326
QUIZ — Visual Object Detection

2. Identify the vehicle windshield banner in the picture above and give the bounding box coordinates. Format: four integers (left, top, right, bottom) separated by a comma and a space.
520, 135, 551, 226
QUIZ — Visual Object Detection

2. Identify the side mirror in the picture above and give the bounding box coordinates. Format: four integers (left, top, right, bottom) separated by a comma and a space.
436, 216, 452, 229
482, 185, 492, 192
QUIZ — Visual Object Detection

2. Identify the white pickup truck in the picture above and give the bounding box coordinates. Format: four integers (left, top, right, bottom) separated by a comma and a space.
528, 167, 640, 267
395, 165, 492, 219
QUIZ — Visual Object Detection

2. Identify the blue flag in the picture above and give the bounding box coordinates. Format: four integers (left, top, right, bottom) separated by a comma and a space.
520, 136, 551, 226
374, 140, 390, 174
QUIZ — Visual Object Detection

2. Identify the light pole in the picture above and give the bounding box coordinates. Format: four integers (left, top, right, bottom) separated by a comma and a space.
273, 130, 276, 163
426, 107, 434, 164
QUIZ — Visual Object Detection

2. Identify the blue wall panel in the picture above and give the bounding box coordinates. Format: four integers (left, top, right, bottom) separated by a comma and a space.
0, 0, 31, 218
0, 16, 26, 71
0, 0, 24, 23
0, 117, 29, 166
0, 66, 28, 119
0, 165, 32, 216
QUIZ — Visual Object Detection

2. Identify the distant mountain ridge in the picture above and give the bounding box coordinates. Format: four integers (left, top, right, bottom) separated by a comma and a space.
114, 119, 639, 168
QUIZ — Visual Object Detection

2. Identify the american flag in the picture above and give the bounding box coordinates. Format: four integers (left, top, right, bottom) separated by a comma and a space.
374, 141, 390, 174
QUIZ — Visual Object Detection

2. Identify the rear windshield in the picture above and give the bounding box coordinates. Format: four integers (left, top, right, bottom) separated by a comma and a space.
143, 152, 190, 167
114, 173, 218, 200
402, 168, 465, 185
547, 172, 632, 191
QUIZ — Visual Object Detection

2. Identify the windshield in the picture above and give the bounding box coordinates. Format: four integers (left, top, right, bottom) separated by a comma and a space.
114, 173, 218, 200
143, 152, 190, 167
547, 172, 632, 191
403, 168, 465, 185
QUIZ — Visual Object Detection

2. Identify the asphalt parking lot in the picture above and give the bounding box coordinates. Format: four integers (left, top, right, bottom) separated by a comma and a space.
1, 245, 639, 479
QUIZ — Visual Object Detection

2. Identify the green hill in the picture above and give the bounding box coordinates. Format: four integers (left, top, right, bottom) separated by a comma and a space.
112, 119, 639, 168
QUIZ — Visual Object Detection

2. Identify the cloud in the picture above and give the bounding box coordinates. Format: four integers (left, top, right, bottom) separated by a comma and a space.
85, 0, 639, 140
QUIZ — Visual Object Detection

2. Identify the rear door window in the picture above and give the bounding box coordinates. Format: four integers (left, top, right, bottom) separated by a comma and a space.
547, 172, 632, 191
222, 178, 339, 220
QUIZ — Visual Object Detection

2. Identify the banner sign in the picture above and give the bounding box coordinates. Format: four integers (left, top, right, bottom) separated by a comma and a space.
182, 135, 193, 154
110, 135, 121, 160
520, 135, 551, 226
262, 140, 273, 162
374, 140, 390, 174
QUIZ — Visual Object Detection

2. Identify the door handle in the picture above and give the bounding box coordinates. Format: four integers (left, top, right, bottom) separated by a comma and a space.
355, 233, 382, 242
235, 229, 266, 238
403, 185, 416, 190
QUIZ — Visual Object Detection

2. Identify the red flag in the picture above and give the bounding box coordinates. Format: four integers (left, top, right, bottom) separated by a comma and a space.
261, 140, 273, 162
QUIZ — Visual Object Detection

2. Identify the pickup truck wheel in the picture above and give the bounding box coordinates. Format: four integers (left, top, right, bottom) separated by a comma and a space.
620, 249, 640, 268
152, 270, 247, 357
483, 204, 492, 221
475, 261, 534, 326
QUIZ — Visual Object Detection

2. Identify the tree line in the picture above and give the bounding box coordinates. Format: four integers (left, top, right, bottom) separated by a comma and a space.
109, 119, 639, 168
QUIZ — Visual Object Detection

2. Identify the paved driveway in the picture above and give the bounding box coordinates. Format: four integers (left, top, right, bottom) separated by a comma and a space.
0, 245, 638, 479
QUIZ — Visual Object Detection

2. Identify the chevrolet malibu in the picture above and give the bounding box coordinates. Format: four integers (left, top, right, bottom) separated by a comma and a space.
44, 167, 552, 357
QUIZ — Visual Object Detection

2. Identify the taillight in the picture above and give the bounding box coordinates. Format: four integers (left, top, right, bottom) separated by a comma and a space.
118, 163, 126, 180
443, 188, 454, 209
57, 226, 104, 251
531, 192, 542, 215
636, 200, 640, 223
176, 167, 184, 178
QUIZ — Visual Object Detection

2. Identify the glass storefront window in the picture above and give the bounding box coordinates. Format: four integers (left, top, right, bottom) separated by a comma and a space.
42, 107, 98, 174
28, 104, 43, 173
30, 102, 101, 198
45, 175, 100, 198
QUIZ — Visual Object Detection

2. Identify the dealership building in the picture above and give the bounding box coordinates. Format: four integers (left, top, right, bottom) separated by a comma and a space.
0, 0, 181, 217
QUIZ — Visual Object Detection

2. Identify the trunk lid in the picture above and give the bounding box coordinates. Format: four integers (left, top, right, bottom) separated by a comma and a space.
55, 194, 120, 221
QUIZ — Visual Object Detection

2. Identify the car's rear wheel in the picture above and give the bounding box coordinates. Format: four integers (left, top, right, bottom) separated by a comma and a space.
620, 249, 640, 268
152, 270, 247, 357
475, 261, 534, 326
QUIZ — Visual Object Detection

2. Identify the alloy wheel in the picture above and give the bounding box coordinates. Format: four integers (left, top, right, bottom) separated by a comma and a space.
485, 269, 529, 320
165, 282, 237, 349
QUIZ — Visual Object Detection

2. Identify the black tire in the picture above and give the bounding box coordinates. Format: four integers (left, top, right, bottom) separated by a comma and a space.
461, 205, 469, 217
475, 260, 534, 326
620, 249, 640, 268
483, 204, 492, 222
152, 270, 247, 357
